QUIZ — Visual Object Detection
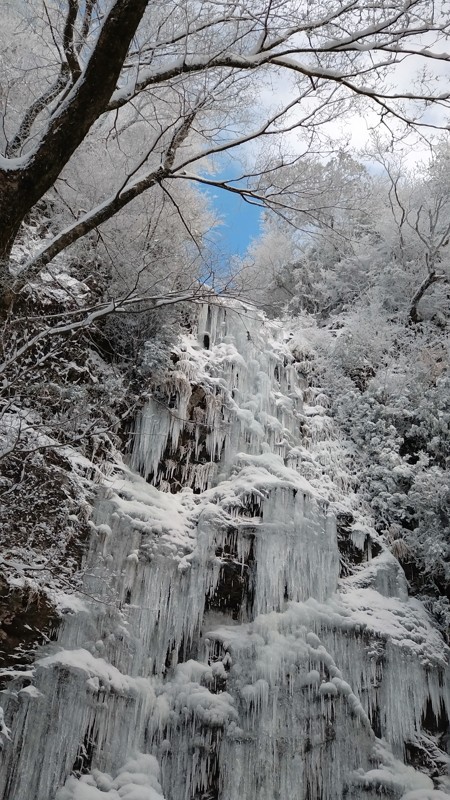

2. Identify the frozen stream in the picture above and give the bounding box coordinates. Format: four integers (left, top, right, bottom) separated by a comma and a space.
0, 301, 449, 800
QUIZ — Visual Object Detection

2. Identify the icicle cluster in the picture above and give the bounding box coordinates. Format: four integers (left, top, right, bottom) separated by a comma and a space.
0, 300, 449, 800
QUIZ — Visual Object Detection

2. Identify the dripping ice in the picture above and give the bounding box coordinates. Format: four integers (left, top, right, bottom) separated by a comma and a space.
0, 299, 449, 800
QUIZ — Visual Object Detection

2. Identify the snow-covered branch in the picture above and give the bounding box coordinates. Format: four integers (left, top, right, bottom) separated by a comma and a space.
0, 286, 209, 380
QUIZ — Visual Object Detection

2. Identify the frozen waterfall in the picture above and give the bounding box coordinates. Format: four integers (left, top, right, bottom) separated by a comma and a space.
0, 300, 449, 800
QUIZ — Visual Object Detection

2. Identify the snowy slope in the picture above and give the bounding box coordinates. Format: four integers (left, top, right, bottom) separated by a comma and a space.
0, 300, 448, 800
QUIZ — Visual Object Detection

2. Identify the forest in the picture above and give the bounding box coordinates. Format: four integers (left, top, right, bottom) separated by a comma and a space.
0, 2, 449, 799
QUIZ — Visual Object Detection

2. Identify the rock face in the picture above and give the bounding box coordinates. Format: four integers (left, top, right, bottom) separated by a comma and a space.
0, 301, 449, 800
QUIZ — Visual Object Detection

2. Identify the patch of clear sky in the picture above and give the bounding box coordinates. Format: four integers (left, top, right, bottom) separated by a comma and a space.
199, 163, 263, 258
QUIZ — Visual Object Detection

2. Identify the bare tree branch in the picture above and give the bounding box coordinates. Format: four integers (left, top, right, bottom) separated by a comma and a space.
62, 0, 81, 81
5, 66, 71, 158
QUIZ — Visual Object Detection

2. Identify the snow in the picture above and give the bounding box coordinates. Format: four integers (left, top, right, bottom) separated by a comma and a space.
37, 648, 145, 695
54, 593, 90, 615
56, 754, 165, 800
353, 740, 450, 798
0, 153, 29, 171
401, 793, 450, 800
0, 299, 448, 800
0, 707, 11, 742
18, 686, 43, 699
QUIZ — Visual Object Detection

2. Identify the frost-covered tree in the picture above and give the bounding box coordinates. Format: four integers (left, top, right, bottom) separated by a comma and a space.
237, 154, 383, 315
241, 142, 450, 322
240, 140, 450, 633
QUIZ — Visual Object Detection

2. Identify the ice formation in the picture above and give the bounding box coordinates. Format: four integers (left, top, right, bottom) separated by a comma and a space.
0, 300, 449, 799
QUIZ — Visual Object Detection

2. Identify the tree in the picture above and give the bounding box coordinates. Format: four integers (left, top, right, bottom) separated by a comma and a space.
239, 134, 450, 325
240, 140, 450, 633
236, 153, 377, 315
365, 139, 450, 324
1, 0, 450, 284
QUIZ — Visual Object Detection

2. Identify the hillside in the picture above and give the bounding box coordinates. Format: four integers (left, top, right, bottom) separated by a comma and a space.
0, 297, 448, 800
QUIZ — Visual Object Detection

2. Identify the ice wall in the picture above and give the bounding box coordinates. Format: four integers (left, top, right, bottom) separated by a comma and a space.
0, 300, 449, 800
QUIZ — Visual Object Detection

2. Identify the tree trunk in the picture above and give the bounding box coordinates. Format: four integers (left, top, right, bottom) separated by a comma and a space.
408, 271, 443, 325
0, 171, 31, 264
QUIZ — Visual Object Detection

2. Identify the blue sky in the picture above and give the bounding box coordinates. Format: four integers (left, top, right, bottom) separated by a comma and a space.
199, 163, 263, 258
204, 185, 262, 256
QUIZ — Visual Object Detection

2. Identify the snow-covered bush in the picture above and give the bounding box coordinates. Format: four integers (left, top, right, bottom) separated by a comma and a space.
293, 313, 450, 633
